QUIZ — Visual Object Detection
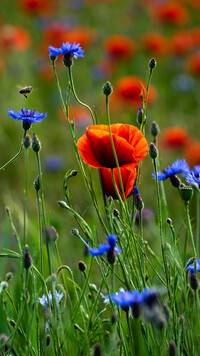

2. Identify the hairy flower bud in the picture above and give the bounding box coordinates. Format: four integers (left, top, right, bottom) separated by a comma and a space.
103, 81, 113, 96
23, 135, 31, 149
148, 58, 157, 69
149, 143, 158, 159
190, 273, 199, 291
33, 176, 40, 191
32, 133, 41, 153
180, 185, 193, 203
24, 246, 32, 270
78, 261, 87, 272
151, 121, 159, 137
137, 107, 143, 125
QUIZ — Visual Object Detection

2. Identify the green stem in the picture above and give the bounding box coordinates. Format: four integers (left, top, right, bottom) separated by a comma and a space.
185, 203, 197, 259
36, 189, 43, 275
68, 67, 95, 124
35, 152, 46, 226
0, 131, 26, 171
196, 192, 200, 256
139, 209, 145, 275
23, 148, 29, 247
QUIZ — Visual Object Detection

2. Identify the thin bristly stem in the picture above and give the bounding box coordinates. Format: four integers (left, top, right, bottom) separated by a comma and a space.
0, 131, 26, 171
35, 151, 46, 227
23, 147, 29, 248
68, 67, 96, 124
185, 203, 197, 259
196, 191, 200, 256
36, 189, 43, 275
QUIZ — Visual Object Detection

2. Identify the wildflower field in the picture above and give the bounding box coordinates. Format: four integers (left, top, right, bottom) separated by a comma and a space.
1, 0, 200, 355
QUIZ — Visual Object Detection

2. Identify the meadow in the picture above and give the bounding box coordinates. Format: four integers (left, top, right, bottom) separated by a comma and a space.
0, 0, 200, 355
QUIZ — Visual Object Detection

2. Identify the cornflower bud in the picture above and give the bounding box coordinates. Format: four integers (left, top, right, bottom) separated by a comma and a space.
24, 246, 32, 270
169, 175, 181, 188
78, 261, 87, 273
151, 121, 159, 137
149, 143, 158, 159
0, 282, 8, 291
134, 187, 144, 211
23, 135, 31, 149
168, 341, 177, 356
33, 176, 40, 191
44, 226, 59, 243
93, 343, 102, 356
71, 228, 79, 236
190, 273, 199, 291
103, 81, 113, 96
180, 185, 193, 203
137, 107, 143, 125
110, 313, 117, 324
32, 133, 41, 153
148, 58, 157, 69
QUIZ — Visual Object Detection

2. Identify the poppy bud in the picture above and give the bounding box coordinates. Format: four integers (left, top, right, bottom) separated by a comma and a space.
57, 200, 68, 209
166, 218, 172, 225
137, 107, 143, 125
78, 261, 87, 272
63, 53, 73, 67
151, 121, 159, 137
24, 246, 32, 270
23, 135, 31, 149
169, 175, 181, 188
149, 143, 158, 159
33, 176, 40, 191
180, 185, 193, 203
148, 58, 157, 69
168, 341, 177, 356
190, 273, 199, 291
0, 281, 8, 291
32, 133, 41, 153
103, 81, 113, 96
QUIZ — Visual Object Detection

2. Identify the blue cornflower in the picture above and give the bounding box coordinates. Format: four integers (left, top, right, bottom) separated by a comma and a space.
8, 108, 47, 130
152, 159, 190, 181
186, 259, 200, 274
186, 165, 200, 187
88, 235, 121, 264
48, 41, 84, 59
110, 290, 142, 308
38, 290, 63, 309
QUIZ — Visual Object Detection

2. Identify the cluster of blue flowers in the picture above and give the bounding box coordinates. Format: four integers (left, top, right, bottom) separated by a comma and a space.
104, 288, 159, 309
153, 159, 190, 181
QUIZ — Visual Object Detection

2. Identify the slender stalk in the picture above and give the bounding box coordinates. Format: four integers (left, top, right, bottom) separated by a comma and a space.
139, 209, 145, 275
185, 203, 197, 259
196, 192, 200, 256
23, 147, 29, 247
35, 152, 46, 226
36, 189, 43, 275
0, 132, 26, 171
68, 67, 95, 124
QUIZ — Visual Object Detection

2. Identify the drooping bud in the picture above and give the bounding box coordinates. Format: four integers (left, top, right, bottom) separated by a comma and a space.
148, 58, 157, 70
180, 185, 193, 203
44, 226, 59, 243
151, 121, 159, 137
78, 261, 87, 273
32, 133, 41, 153
23, 135, 31, 149
103, 81, 113, 96
149, 143, 158, 159
137, 107, 143, 125
24, 246, 32, 270
166, 218, 172, 225
6, 272, 13, 282
71, 228, 79, 236
113, 209, 120, 218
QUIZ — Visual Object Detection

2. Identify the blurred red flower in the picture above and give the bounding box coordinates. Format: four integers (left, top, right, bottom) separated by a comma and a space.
77, 124, 148, 199
187, 52, 200, 76
103, 35, 136, 60
59, 106, 92, 128
171, 30, 196, 55
0, 25, 31, 52
111, 76, 157, 109
141, 32, 170, 56
153, 2, 190, 26
185, 142, 200, 167
159, 126, 193, 150
18, 0, 54, 15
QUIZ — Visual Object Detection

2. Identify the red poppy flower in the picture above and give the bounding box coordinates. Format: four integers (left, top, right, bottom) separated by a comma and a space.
153, 2, 189, 26
77, 124, 148, 169
0, 25, 31, 52
141, 32, 170, 56
103, 35, 136, 60
18, 0, 53, 15
77, 124, 148, 200
111, 76, 157, 109
101, 164, 137, 199
185, 142, 200, 167
171, 31, 195, 55
159, 127, 193, 150
187, 52, 200, 76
